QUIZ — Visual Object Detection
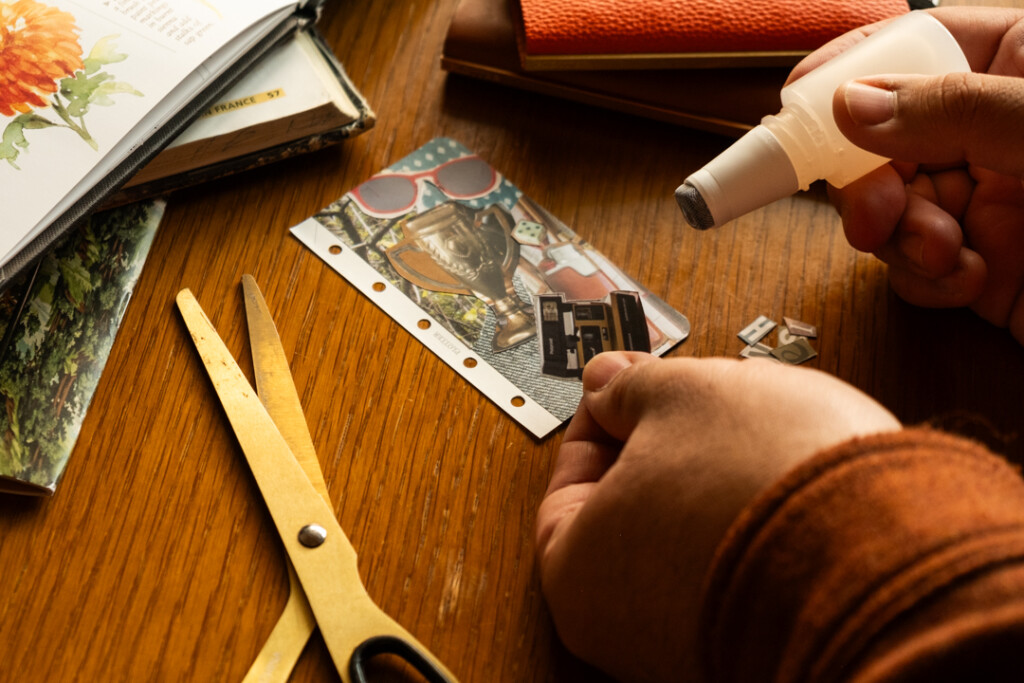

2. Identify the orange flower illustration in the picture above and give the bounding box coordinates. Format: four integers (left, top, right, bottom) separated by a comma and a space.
0, 0, 83, 117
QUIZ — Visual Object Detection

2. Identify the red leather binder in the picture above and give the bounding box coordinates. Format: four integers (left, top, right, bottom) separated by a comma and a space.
517, 0, 918, 69
441, 0, 788, 137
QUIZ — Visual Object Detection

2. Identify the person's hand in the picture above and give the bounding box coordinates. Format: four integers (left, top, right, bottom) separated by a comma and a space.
535, 352, 900, 682
787, 7, 1024, 344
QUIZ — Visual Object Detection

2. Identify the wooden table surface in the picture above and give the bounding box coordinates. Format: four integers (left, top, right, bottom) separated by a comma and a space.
2, 1, 1022, 681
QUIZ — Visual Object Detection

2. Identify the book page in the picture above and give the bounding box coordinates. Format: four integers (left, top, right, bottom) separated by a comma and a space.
169, 30, 358, 148
0, 0, 298, 264
0, 199, 164, 495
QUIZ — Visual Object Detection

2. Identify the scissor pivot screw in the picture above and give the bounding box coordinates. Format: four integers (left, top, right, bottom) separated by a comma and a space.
298, 524, 327, 548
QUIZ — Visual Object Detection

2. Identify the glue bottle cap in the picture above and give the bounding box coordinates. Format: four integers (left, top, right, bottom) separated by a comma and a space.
676, 124, 800, 230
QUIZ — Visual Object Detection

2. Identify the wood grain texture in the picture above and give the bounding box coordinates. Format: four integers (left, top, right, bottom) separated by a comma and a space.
0, 0, 1020, 681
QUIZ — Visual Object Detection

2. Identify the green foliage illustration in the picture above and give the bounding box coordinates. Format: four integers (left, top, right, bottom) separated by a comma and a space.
1, 36, 143, 169
0, 201, 162, 492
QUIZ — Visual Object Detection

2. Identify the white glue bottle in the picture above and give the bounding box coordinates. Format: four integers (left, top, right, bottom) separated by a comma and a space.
675, 11, 970, 230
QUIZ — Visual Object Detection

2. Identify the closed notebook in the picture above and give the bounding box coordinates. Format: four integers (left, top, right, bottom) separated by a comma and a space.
517, 0, 934, 69
442, 0, 788, 137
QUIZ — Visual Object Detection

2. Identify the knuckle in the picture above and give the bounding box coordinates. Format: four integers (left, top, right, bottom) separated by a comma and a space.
625, 360, 677, 404
1006, 17, 1024, 74
630, 358, 703, 415
933, 72, 982, 128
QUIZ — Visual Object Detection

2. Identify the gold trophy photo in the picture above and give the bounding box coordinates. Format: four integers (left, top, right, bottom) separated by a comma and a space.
386, 201, 536, 351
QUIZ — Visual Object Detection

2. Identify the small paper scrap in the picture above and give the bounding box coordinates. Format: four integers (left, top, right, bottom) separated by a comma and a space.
739, 314, 818, 365
777, 326, 801, 347
739, 342, 776, 360
783, 316, 817, 338
737, 315, 776, 346
770, 338, 817, 364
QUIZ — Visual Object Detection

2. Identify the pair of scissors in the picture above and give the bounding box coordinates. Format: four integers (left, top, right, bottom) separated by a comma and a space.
176, 275, 457, 683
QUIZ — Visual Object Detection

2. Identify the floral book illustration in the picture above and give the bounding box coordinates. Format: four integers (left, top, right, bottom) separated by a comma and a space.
291, 138, 690, 438
0, 0, 318, 288
1, 1, 142, 166
0, 200, 163, 496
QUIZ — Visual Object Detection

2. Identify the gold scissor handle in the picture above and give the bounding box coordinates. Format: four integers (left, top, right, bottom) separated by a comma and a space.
349, 635, 455, 682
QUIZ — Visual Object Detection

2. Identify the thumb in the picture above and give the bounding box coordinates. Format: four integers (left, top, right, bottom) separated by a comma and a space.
579, 351, 662, 442
834, 72, 1024, 178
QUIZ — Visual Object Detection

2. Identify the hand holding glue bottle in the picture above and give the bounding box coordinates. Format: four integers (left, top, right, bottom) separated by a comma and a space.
675, 11, 970, 230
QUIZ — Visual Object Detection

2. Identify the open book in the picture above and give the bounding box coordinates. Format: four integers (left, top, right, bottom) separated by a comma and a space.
108, 26, 375, 206
0, 0, 324, 288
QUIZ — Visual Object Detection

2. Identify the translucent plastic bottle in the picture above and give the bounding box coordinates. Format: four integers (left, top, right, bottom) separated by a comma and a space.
676, 11, 971, 230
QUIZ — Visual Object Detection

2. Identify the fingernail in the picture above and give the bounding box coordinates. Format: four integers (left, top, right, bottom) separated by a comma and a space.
899, 232, 925, 267
582, 352, 635, 392
844, 81, 896, 125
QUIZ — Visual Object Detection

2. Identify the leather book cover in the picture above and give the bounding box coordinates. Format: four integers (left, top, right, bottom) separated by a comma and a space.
441, 0, 787, 137
517, 0, 931, 70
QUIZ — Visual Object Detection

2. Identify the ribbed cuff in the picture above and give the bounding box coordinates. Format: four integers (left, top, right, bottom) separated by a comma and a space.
699, 428, 1024, 683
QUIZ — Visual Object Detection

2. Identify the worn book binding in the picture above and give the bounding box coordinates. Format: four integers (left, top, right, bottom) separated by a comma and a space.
106, 28, 375, 208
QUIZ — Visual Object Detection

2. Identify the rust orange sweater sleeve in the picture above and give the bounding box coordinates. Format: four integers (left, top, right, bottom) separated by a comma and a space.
699, 428, 1024, 683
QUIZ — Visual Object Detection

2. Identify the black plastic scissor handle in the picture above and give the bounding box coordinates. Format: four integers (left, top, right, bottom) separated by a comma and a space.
349, 635, 454, 683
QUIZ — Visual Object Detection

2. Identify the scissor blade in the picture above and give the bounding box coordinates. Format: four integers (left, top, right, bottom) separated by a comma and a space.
240, 275, 321, 683
177, 288, 458, 682
176, 288, 361, 570
241, 274, 328, 500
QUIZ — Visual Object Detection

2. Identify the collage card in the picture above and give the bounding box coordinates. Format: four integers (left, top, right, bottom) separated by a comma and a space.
291, 138, 689, 437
